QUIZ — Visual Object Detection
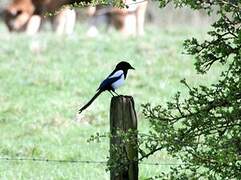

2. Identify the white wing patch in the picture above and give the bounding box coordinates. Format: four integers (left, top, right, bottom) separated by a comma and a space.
109, 70, 124, 78
108, 70, 125, 90
111, 74, 125, 90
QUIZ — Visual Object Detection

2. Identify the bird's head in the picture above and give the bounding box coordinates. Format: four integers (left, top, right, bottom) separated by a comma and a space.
115, 61, 135, 71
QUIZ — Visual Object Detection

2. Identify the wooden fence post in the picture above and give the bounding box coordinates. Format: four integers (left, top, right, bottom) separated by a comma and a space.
110, 95, 138, 180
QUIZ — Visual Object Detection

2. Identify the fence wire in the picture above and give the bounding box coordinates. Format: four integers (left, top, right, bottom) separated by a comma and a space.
0, 157, 184, 166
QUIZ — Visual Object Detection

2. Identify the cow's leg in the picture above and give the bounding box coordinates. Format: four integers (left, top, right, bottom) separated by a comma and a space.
121, 12, 136, 36
52, 7, 76, 35
136, 1, 148, 36
64, 8, 76, 35
26, 15, 42, 35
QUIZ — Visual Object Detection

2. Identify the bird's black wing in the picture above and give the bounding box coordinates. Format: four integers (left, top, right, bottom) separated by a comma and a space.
97, 75, 122, 91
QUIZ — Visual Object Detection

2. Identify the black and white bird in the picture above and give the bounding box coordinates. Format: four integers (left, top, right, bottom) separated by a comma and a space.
79, 61, 135, 114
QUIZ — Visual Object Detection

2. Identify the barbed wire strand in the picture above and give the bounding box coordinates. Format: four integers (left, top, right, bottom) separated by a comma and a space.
0, 157, 105, 164
0, 157, 184, 166
141, 162, 184, 166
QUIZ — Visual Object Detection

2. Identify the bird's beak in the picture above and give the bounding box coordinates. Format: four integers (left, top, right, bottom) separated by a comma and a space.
130, 66, 135, 70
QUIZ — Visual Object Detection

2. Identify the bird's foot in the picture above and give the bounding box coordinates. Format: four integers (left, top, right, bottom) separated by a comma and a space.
109, 91, 115, 97
113, 91, 119, 96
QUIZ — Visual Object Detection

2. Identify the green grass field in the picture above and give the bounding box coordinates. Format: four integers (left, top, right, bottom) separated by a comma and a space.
0, 22, 222, 179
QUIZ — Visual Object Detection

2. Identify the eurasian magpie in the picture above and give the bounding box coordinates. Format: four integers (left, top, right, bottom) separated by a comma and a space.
79, 61, 135, 114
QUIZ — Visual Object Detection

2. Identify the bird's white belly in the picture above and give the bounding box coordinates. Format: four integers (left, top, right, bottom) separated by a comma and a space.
111, 74, 124, 90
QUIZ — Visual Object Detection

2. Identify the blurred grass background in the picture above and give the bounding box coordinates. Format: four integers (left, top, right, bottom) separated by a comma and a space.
0, 1, 222, 179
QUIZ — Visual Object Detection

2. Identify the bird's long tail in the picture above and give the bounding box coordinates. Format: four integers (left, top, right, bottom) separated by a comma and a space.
79, 90, 103, 114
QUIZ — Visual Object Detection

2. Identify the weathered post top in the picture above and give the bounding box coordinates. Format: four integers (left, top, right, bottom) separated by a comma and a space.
110, 95, 138, 180
110, 95, 137, 127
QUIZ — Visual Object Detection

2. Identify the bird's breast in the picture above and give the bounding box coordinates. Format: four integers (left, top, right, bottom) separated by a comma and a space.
111, 74, 124, 90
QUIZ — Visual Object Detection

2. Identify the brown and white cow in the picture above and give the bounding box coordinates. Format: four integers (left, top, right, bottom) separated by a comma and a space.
3, 0, 148, 36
